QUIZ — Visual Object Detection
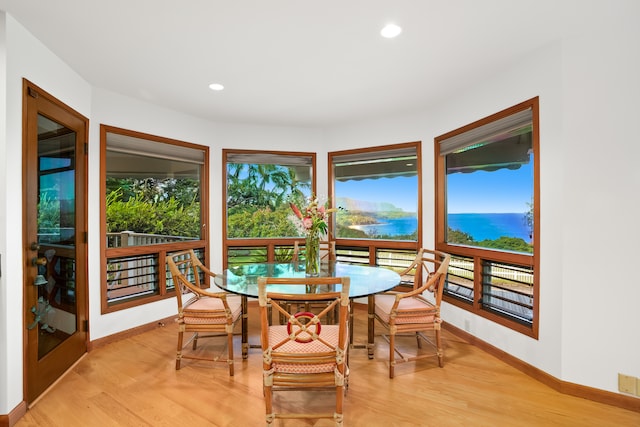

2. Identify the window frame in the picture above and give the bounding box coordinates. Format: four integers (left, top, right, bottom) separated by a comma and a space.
434, 97, 540, 338
329, 142, 422, 267
222, 149, 316, 268
100, 125, 210, 313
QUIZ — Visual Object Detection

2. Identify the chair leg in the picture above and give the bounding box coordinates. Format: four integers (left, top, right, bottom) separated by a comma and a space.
436, 328, 444, 367
192, 332, 198, 350
335, 383, 344, 427
227, 331, 235, 376
389, 332, 395, 379
176, 329, 184, 370
264, 384, 274, 426
367, 295, 375, 359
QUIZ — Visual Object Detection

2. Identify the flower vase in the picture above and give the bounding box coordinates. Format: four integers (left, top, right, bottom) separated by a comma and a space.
305, 233, 321, 277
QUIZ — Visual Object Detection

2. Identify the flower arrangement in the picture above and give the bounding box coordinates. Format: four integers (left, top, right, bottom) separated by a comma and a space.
289, 195, 336, 276
289, 194, 336, 237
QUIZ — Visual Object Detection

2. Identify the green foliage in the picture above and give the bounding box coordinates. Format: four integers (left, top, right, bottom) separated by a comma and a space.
106, 188, 200, 237
447, 227, 532, 253
227, 206, 299, 238
476, 236, 533, 253
226, 162, 312, 238
38, 193, 60, 229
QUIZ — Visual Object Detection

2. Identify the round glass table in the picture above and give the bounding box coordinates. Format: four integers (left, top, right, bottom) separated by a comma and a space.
215, 261, 400, 299
214, 261, 401, 347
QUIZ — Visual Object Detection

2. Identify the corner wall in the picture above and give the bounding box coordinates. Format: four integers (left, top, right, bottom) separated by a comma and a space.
323, 9, 640, 395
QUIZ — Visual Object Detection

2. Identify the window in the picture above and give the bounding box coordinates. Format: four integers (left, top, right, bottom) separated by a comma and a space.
223, 149, 315, 267
100, 125, 209, 312
435, 98, 539, 337
329, 142, 421, 269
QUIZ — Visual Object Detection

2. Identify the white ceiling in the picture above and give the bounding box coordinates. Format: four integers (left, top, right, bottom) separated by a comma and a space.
0, 1, 604, 127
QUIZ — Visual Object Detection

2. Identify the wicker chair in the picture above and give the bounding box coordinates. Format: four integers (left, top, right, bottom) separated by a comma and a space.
166, 250, 247, 375
368, 248, 450, 378
258, 275, 350, 426
287, 240, 338, 323
292, 239, 336, 262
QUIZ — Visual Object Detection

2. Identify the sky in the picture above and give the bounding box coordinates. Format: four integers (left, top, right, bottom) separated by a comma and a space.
335, 176, 418, 212
447, 162, 533, 213
334, 162, 533, 214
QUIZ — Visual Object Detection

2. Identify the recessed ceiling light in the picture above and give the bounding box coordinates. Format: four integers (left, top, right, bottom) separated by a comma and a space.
380, 23, 402, 38
209, 83, 224, 91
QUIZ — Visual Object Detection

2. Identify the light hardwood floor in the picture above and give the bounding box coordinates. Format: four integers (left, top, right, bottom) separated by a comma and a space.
16, 304, 640, 426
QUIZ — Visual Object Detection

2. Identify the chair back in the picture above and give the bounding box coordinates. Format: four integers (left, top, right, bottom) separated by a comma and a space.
258, 277, 350, 374
399, 248, 450, 304
292, 240, 336, 262
166, 249, 228, 314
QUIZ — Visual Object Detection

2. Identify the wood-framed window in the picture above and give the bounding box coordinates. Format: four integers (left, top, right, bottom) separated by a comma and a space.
223, 149, 315, 268
435, 97, 540, 338
100, 125, 209, 313
329, 142, 422, 270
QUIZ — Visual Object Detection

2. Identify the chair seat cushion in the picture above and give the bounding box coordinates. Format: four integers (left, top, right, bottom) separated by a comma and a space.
268, 324, 341, 374
183, 295, 242, 324
375, 294, 438, 325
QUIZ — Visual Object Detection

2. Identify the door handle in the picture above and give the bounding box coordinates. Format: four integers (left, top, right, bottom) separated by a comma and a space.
32, 257, 47, 266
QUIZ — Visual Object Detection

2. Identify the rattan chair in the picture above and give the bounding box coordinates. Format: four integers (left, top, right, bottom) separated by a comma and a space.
258, 275, 350, 426
368, 248, 450, 378
287, 240, 338, 323
166, 250, 247, 375
292, 239, 336, 262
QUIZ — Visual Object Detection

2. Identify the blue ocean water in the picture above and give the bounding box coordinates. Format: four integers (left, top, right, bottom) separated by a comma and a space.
349, 217, 417, 237
448, 213, 531, 241
347, 213, 530, 241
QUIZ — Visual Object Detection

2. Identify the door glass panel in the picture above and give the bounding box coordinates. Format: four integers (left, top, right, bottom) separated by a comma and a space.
34, 114, 77, 359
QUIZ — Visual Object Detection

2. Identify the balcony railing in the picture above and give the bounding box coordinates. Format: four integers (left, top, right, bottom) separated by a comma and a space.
105, 231, 203, 309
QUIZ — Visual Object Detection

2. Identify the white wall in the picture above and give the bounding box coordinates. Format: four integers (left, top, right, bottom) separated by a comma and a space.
0, 14, 323, 414
89, 88, 323, 340
0, 11, 9, 417
3, 1, 640, 416
324, 15, 640, 394
559, 22, 640, 391
0, 13, 92, 414
324, 40, 565, 377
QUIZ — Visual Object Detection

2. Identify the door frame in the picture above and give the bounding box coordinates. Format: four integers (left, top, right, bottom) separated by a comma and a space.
22, 79, 89, 403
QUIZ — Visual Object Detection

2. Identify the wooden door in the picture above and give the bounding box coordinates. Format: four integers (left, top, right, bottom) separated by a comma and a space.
23, 80, 89, 403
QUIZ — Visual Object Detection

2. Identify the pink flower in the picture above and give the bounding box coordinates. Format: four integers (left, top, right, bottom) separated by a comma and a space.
303, 217, 313, 229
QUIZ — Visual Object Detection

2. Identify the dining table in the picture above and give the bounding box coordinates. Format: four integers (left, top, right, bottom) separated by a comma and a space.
214, 260, 401, 348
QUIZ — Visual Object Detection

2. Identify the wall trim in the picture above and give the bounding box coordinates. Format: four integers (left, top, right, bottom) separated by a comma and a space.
442, 322, 640, 413
0, 401, 26, 427
89, 315, 176, 351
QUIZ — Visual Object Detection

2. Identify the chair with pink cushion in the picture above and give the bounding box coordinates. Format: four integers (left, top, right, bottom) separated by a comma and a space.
368, 248, 450, 378
257, 275, 350, 426
166, 249, 247, 375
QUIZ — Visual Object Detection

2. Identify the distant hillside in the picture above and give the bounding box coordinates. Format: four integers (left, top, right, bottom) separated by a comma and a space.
336, 197, 405, 213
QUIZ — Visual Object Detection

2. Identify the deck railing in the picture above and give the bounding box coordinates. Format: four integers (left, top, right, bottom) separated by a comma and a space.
106, 231, 200, 306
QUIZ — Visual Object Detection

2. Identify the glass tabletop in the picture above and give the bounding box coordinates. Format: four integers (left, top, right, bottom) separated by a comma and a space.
215, 261, 400, 299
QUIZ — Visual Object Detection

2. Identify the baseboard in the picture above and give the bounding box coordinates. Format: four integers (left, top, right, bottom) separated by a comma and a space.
442, 321, 640, 413
88, 315, 176, 351
0, 401, 26, 427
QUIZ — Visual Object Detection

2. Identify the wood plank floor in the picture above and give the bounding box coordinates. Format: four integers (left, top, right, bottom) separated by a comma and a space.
16, 305, 640, 426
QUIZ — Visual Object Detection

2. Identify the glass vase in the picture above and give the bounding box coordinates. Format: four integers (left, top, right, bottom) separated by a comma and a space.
305, 233, 321, 277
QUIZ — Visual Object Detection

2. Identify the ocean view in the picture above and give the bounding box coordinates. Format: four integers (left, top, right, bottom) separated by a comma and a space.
346, 213, 530, 241
448, 213, 530, 241
348, 216, 417, 237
